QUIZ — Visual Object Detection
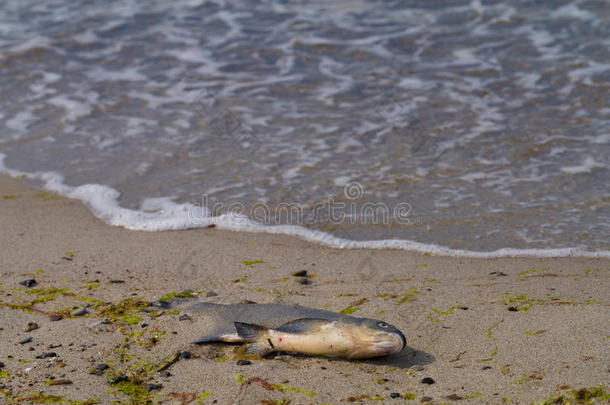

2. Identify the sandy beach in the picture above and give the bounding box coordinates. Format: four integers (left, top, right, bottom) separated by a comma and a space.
0, 173, 608, 404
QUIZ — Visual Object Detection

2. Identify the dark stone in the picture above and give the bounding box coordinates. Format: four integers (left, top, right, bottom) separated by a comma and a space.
482, 366, 492, 370
109, 279, 125, 283
421, 377, 435, 385
19, 337, 32, 344
457, 306, 469, 310
390, 392, 401, 398
146, 383, 162, 391
111, 375, 129, 384
35, 352, 57, 359
160, 370, 172, 377
89, 363, 109, 375
180, 351, 192, 359
489, 271, 507, 277
421, 396, 433, 402
0, 362, 4, 368
236, 360, 251, 366
178, 314, 192, 321
205, 290, 218, 297
508, 306, 518, 312
298, 277, 311, 285
140, 323, 148, 328
19, 279, 37, 288
292, 270, 308, 277
49, 314, 63, 321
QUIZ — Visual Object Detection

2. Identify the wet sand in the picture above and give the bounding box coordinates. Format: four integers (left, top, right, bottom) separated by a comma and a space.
0, 174, 608, 404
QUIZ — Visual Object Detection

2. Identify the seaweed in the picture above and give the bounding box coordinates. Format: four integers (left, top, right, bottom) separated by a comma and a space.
7, 393, 99, 404
197, 392, 211, 404
95, 298, 149, 326
535, 385, 609, 404
158, 290, 196, 303
242, 260, 264, 266
525, 330, 546, 336
271, 384, 316, 397
339, 306, 358, 314
514, 371, 545, 385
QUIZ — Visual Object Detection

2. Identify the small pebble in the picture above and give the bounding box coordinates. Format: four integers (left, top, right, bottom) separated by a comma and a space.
291, 270, 308, 277
109, 279, 125, 283
160, 370, 172, 377
19, 279, 37, 288
70, 307, 87, 316
508, 306, 518, 312
35, 352, 57, 359
236, 360, 251, 366
482, 366, 492, 370
19, 337, 32, 344
24, 322, 39, 332
49, 314, 63, 321
140, 323, 149, 328
178, 314, 191, 321
89, 364, 109, 375
205, 290, 218, 297
180, 351, 192, 359
146, 383, 163, 391
421, 396, 433, 402
421, 377, 435, 385
0, 362, 5, 368
446, 394, 463, 401
390, 392, 401, 398
297, 277, 311, 285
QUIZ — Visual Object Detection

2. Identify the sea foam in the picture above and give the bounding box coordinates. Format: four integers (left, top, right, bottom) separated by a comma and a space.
1, 153, 607, 259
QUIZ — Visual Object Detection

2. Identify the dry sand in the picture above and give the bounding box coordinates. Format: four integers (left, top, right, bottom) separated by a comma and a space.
0, 173, 608, 404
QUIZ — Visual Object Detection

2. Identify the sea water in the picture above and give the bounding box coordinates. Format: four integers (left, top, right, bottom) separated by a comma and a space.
0, 0, 608, 257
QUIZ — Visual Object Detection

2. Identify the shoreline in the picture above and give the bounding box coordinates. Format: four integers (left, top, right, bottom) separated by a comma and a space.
1, 173, 608, 404
1, 155, 607, 259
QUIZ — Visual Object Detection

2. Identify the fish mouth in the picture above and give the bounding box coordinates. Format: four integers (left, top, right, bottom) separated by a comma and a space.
370, 332, 405, 355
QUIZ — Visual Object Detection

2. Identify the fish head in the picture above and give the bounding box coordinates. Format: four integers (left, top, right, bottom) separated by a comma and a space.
340, 317, 406, 359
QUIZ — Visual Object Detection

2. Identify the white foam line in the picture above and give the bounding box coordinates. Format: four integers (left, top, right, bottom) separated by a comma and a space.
1, 153, 608, 259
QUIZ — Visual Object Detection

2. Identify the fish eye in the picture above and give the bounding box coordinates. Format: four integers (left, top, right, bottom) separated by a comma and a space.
377, 322, 389, 328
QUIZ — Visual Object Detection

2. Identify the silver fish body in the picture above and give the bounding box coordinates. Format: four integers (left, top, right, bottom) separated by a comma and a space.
187, 302, 406, 359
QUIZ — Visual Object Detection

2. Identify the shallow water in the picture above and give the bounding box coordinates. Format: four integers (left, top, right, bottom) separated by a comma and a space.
0, 0, 608, 253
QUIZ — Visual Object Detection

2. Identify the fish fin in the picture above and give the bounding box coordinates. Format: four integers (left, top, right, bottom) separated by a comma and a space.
192, 333, 242, 344
234, 321, 268, 340
245, 342, 274, 357
275, 318, 330, 334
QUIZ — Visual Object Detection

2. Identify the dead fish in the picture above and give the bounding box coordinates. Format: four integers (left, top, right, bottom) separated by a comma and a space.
186, 302, 406, 359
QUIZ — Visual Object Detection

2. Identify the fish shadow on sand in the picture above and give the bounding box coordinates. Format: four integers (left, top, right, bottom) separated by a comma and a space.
268, 346, 434, 369
366, 346, 435, 369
